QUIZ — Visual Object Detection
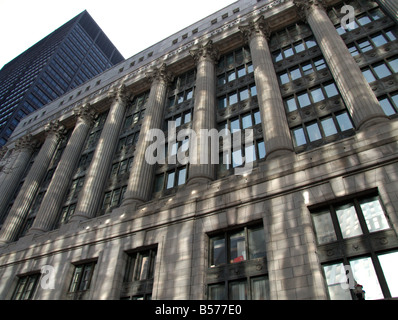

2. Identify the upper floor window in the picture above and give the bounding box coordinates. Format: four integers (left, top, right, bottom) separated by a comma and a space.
11, 273, 40, 300
69, 261, 96, 294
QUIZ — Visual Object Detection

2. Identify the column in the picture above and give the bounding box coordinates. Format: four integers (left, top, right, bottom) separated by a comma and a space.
239, 16, 294, 159
187, 40, 219, 185
122, 64, 173, 209
70, 84, 128, 221
0, 121, 66, 245
294, 0, 388, 129
28, 104, 97, 234
0, 135, 37, 219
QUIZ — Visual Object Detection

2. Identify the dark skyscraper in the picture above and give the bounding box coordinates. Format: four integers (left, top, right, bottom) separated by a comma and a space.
0, 10, 124, 146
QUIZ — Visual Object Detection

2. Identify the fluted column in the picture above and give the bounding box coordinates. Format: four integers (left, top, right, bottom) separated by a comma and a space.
28, 104, 97, 234
187, 41, 219, 185
294, 0, 388, 129
239, 16, 294, 159
70, 84, 128, 221
0, 136, 37, 219
122, 64, 173, 208
0, 121, 66, 245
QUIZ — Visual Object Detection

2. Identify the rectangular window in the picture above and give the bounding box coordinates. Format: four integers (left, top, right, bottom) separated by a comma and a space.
69, 262, 96, 293
12, 274, 40, 300
208, 224, 268, 300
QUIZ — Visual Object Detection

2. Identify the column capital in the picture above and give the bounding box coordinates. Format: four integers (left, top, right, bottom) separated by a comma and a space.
189, 40, 220, 64
14, 134, 38, 152
108, 83, 130, 105
0, 146, 7, 159
146, 63, 174, 86
74, 103, 98, 125
44, 120, 67, 140
239, 15, 271, 42
294, 0, 327, 20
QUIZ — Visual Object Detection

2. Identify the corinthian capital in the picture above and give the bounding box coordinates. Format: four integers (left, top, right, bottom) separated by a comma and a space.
189, 40, 220, 64
74, 103, 98, 125
44, 120, 67, 139
294, 0, 327, 20
239, 15, 271, 42
146, 63, 174, 86
108, 83, 129, 104
15, 134, 38, 152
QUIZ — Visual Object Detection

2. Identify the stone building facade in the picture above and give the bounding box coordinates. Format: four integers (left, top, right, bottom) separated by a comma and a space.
0, 0, 397, 300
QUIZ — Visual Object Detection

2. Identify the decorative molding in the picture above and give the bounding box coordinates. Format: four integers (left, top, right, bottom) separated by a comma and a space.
294, 0, 327, 21
14, 134, 38, 152
239, 15, 271, 42
189, 40, 220, 64
145, 63, 174, 86
44, 120, 67, 139
74, 103, 99, 126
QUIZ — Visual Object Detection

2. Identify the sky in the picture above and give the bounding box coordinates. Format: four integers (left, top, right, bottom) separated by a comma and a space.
0, 0, 237, 69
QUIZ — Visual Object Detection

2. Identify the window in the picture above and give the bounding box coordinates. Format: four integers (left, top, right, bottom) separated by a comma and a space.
154, 166, 188, 193
378, 92, 398, 116
69, 261, 96, 293
311, 192, 398, 299
207, 224, 269, 300
291, 111, 354, 148
122, 247, 157, 300
11, 273, 40, 300
102, 186, 127, 211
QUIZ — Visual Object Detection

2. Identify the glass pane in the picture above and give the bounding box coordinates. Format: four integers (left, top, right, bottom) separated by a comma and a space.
70, 265, 83, 292
229, 280, 247, 300
229, 92, 238, 105
232, 149, 243, 168
227, 70, 236, 82
297, 92, 311, 108
239, 88, 249, 101
378, 251, 398, 298
295, 42, 305, 53
389, 58, 398, 73
184, 111, 191, 123
139, 253, 150, 280
254, 110, 261, 125
283, 47, 294, 58
245, 144, 256, 163
230, 118, 240, 132
210, 237, 225, 266
336, 112, 354, 131
248, 227, 266, 259
166, 171, 175, 189
323, 263, 352, 300
349, 257, 383, 300
280, 72, 289, 84
324, 83, 339, 98
373, 63, 392, 79
257, 141, 266, 159
305, 38, 317, 48
357, 15, 372, 26
362, 69, 376, 83
371, 34, 388, 47
359, 197, 389, 232
358, 40, 372, 52
311, 87, 325, 103
302, 63, 314, 75
218, 96, 227, 109
229, 230, 246, 263
312, 211, 337, 244
242, 114, 252, 129
237, 66, 246, 78
80, 264, 93, 291
307, 123, 322, 142
274, 50, 283, 62
286, 97, 297, 112
209, 284, 225, 300
321, 117, 338, 137
293, 127, 307, 147
290, 68, 301, 80
251, 277, 269, 300
336, 204, 363, 239
177, 168, 187, 186
379, 97, 396, 116
154, 175, 164, 192
386, 30, 397, 41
